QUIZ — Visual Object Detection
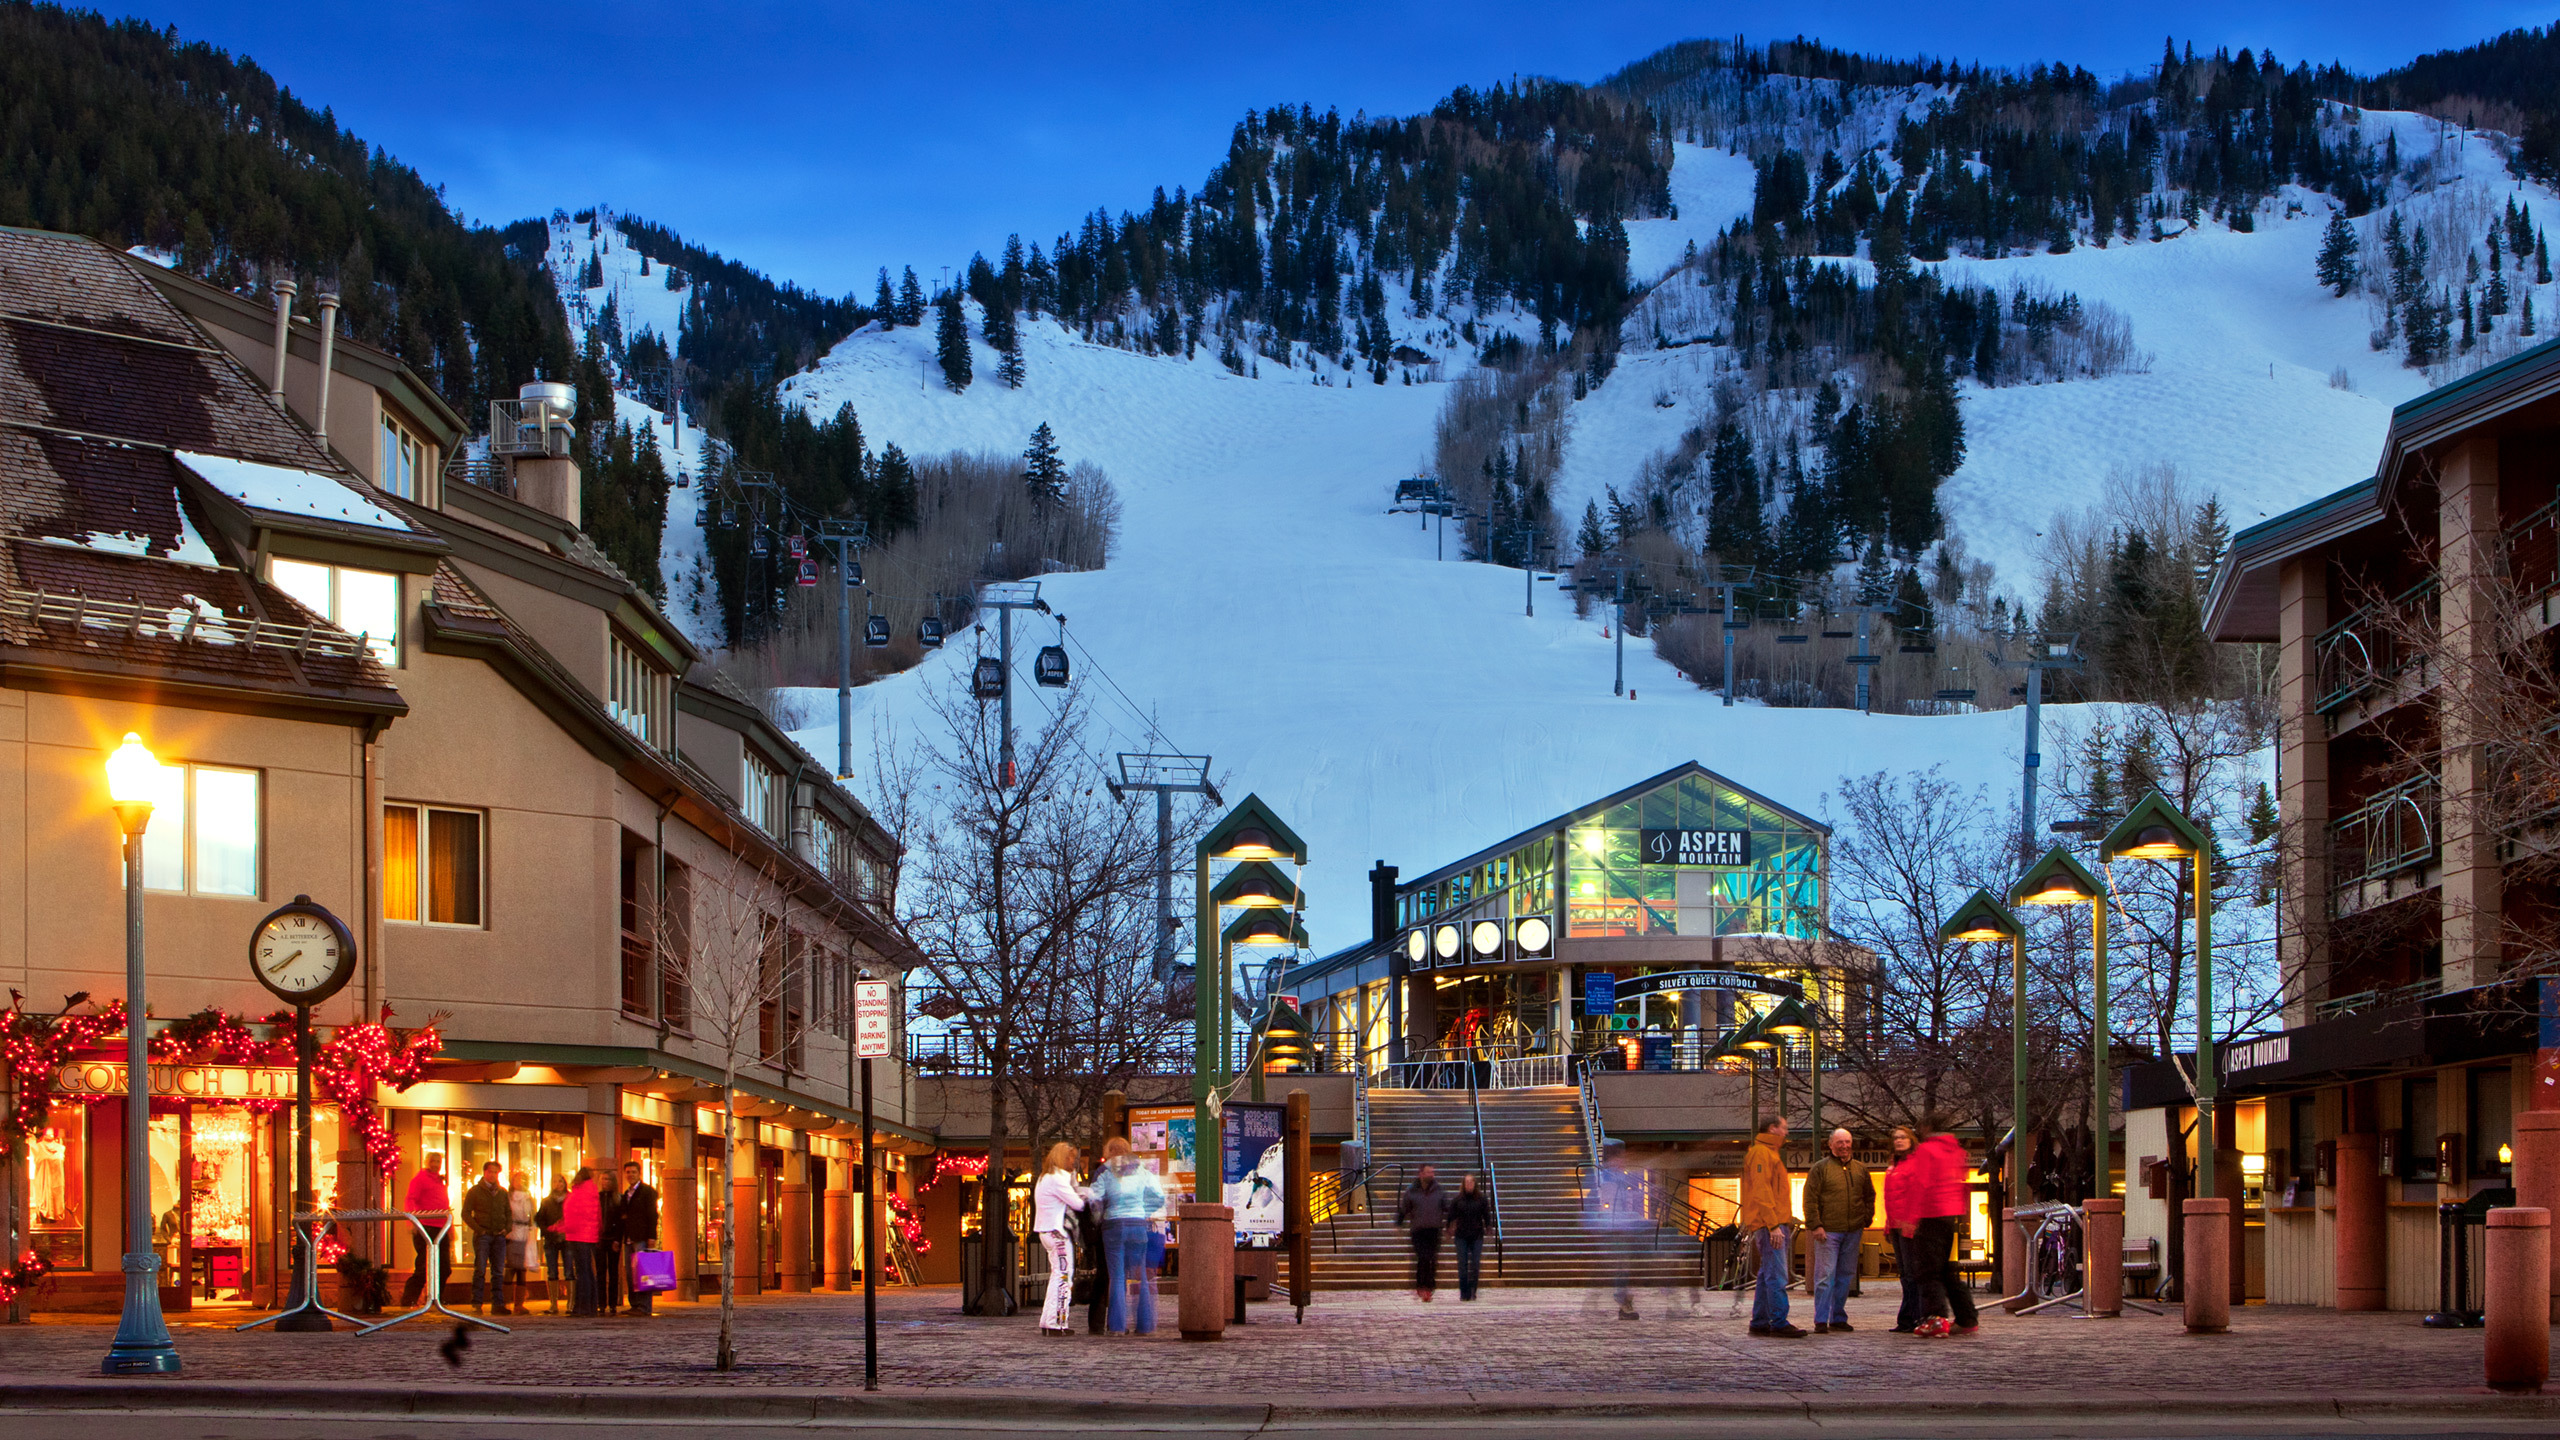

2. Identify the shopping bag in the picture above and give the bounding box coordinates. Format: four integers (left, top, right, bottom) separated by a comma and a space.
632, 1249, 678, 1293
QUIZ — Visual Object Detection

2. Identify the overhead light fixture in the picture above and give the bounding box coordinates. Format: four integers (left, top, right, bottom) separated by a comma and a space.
1514, 915, 1554, 958
1470, 920, 1503, 957
1432, 924, 1462, 962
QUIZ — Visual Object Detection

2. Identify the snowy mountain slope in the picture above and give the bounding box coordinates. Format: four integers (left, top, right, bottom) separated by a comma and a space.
763, 280, 2061, 948
1622, 142, 1758, 282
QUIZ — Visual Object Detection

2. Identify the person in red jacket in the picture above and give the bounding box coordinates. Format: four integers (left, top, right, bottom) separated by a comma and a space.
398, 1153, 452, 1307
1892, 1115, 1979, 1337
561, 1166, 604, 1316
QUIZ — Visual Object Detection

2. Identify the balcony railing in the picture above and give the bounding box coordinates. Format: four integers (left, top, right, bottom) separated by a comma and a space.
2314, 576, 2438, 715
2329, 774, 2438, 913
2313, 976, 2442, 1021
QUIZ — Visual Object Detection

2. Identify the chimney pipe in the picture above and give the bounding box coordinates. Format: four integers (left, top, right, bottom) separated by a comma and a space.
268, 281, 296, 403
312, 291, 340, 449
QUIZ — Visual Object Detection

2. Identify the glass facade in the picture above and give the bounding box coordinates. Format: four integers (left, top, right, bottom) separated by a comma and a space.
1563, 773, 1822, 940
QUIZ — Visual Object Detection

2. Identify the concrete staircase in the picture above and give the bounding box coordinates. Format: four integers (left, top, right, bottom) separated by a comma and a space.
1313, 1085, 1700, 1290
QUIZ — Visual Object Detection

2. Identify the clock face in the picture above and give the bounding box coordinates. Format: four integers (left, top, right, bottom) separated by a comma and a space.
255, 910, 350, 999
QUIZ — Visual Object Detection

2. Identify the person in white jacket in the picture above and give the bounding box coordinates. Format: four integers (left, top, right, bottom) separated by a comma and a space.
504, 1171, 536, 1316
1031, 1143, 1088, 1336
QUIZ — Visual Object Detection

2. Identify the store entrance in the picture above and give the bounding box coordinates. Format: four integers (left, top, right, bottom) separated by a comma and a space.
145, 1103, 272, 1312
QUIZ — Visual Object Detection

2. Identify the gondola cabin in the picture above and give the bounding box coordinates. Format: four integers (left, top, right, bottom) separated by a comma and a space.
919, 617, 945, 648
972, 656, 1006, 699
865, 615, 891, 648
1034, 645, 1070, 687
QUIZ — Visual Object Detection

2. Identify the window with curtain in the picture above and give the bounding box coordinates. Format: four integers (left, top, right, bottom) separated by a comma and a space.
384, 803, 483, 926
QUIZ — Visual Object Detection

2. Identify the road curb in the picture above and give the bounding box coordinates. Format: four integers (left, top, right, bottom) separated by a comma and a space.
3, 1380, 2557, 1425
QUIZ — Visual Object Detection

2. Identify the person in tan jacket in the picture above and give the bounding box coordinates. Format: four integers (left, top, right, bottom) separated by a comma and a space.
1739, 1116, 1803, 1337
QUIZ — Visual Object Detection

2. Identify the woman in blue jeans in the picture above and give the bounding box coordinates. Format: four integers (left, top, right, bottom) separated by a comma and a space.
1084, 1137, 1168, 1335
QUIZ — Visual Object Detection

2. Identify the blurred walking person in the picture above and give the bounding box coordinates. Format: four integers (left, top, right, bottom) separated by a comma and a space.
1804, 1127, 1874, 1333
1032, 1143, 1088, 1336
505, 1169, 536, 1315
1591, 1138, 1649, 1320
398, 1152, 452, 1308
1396, 1164, 1450, 1302
1449, 1174, 1492, 1301
1086, 1137, 1168, 1335
535, 1175, 568, 1314
598, 1166, 625, 1315
1898, 1115, 1980, 1337
563, 1166, 603, 1316
1741, 1116, 1804, 1337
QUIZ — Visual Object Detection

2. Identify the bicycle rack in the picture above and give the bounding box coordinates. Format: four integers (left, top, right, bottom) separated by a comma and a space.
2013, 1201, 2162, 1317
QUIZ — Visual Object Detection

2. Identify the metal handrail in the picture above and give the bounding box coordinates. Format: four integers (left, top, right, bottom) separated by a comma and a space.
1577, 1053, 1605, 1173
2313, 575, 2438, 714
2330, 773, 2439, 912
1461, 1048, 1505, 1276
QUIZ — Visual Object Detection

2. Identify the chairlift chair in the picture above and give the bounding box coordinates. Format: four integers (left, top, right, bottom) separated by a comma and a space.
865, 615, 891, 648
1034, 644, 1070, 687
1776, 613, 1809, 644
919, 617, 945, 649
972, 656, 1005, 699
1935, 688, 1978, 703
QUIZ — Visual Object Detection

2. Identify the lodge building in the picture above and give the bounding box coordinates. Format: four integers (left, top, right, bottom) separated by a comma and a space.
0, 227, 926, 1316
2175, 334, 2560, 1309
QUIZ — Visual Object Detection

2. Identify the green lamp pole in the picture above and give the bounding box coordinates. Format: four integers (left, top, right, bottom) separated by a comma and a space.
2100, 794, 2217, 1198
1939, 890, 2027, 1204
1192, 798, 1308, 1207
2011, 847, 2112, 1196
102, 733, 180, 1375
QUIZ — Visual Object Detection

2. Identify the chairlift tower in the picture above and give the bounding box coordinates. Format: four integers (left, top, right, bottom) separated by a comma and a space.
1991, 632, 2085, 863
1710, 567, 1757, 708
976, 581, 1049, 788
821, 520, 871, 779
1108, 754, 1222, 984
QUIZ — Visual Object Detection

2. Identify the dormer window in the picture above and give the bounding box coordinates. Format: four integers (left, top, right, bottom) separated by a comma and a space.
380, 414, 423, 500
269, 557, 400, 666
742, 749, 783, 835
608, 632, 672, 751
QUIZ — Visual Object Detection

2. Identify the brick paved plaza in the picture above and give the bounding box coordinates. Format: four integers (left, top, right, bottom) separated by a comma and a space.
0, 1284, 2541, 1397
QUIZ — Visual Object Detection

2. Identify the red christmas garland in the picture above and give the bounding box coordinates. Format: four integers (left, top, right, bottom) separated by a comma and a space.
0, 1248, 48, 1307
1, 997, 441, 1175
884, 1191, 928, 1255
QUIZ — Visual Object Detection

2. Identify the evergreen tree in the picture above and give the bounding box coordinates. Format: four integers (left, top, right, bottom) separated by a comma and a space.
2315, 208, 2361, 296
897, 266, 927, 326
1577, 499, 1607, 557
1023, 423, 1067, 503
1705, 416, 1765, 563
875, 268, 897, 325
2525, 291, 2539, 337
2541, 229, 2554, 285
935, 288, 973, 391
872, 444, 918, 535
1853, 536, 1894, 606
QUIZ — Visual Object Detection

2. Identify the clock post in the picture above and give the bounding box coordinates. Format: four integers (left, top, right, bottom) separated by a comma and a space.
239, 896, 358, 1334
271, 1000, 332, 1331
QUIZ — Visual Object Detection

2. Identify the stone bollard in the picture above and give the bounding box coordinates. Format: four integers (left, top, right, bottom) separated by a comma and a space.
2083, 1198, 2125, 1317
2484, 1208, 2550, 1393
2182, 1197, 2231, 1333
1176, 1203, 1234, 1341
2515, 1113, 2560, 1323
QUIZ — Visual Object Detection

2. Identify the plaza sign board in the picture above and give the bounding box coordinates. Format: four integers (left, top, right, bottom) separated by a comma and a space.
1639, 828, 1750, 866
854, 980, 894, 1059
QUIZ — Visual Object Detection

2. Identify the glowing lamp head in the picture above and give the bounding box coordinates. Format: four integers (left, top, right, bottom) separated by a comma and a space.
1949, 923, 2010, 941
1732, 1027, 1778, 1052
1227, 877, 1285, 908
2118, 824, 2190, 860
1213, 826, 1281, 861
1760, 998, 1813, 1038
105, 733, 159, 805
2499, 1143, 2514, 1166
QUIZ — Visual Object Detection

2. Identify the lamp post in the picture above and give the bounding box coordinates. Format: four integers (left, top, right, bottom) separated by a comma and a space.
102, 733, 180, 1376
1759, 995, 1816, 1136
2100, 792, 2225, 1330
2009, 848, 2111, 1197
1938, 890, 2028, 1209
2097, 794, 2218, 1197
1191, 798, 1308, 1201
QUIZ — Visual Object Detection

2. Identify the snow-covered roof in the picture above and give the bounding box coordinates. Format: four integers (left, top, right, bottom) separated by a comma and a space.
176, 450, 414, 532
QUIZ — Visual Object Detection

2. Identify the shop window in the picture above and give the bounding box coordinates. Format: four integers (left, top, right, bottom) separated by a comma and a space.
660, 859, 693, 1030
270, 557, 400, 666
2398, 1076, 2441, 1182
24, 1111, 87, 1270
696, 1132, 729, 1270
385, 803, 483, 926
139, 761, 260, 898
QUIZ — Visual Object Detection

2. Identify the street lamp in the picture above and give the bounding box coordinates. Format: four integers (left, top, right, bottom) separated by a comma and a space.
1192, 796, 1308, 1201
2098, 793, 2218, 1196
1938, 889, 2028, 1211
2009, 847, 2111, 1198
102, 733, 180, 1375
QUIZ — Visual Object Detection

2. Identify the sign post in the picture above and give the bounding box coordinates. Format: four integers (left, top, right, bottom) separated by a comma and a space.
854, 980, 892, 1391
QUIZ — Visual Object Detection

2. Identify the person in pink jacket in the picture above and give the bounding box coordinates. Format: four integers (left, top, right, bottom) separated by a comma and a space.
562, 1166, 604, 1316
398, 1153, 452, 1307
1893, 1117, 1979, 1336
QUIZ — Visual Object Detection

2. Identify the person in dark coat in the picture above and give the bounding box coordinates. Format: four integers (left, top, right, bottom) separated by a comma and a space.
1448, 1174, 1493, 1301
618, 1160, 661, 1317
597, 1168, 625, 1314
1395, 1164, 1451, 1301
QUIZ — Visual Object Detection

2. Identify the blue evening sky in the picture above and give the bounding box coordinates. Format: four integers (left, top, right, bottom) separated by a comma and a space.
124, 3, 2551, 295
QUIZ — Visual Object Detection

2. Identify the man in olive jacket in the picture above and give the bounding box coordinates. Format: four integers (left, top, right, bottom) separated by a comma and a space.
462, 1160, 512, 1314
1803, 1127, 1875, 1333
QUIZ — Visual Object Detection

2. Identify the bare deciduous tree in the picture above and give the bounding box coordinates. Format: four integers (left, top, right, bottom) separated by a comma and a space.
661, 850, 796, 1370
865, 670, 1191, 1314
